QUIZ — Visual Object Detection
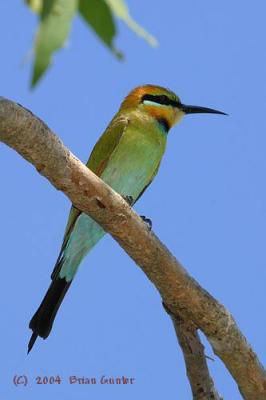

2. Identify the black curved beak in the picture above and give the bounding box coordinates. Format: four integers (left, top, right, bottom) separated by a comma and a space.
179, 104, 227, 116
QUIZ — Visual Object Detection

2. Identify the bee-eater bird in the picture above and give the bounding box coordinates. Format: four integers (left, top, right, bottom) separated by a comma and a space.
28, 84, 226, 353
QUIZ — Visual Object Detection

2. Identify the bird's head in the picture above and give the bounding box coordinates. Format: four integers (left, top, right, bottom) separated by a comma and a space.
120, 85, 226, 132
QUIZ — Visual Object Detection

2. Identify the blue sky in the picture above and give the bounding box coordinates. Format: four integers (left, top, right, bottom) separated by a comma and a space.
1, 1, 266, 399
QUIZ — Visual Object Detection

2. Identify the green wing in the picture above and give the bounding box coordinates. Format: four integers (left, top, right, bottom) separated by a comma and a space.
51, 116, 129, 279
87, 116, 129, 174
134, 160, 161, 204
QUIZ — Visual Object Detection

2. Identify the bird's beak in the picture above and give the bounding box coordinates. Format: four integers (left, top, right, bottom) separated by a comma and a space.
179, 104, 227, 116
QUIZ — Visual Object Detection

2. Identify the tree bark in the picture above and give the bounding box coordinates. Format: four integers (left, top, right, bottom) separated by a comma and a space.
0, 97, 265, 399
163, 303, 222, 400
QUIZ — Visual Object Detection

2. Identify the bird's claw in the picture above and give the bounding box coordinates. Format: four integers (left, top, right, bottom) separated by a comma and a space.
140, 215, 152, 231
123, 195, 134, 206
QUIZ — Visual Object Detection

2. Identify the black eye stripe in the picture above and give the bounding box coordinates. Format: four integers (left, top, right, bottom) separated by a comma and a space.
141, 94, 179, 107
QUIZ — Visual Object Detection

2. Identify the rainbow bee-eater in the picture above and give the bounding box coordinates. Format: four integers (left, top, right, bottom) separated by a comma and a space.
28, 84, 226, 353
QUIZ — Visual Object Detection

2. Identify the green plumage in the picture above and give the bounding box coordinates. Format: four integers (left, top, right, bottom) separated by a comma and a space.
59, 111, 166, 281
28, 84, 224, 352
28, 93, 170, 352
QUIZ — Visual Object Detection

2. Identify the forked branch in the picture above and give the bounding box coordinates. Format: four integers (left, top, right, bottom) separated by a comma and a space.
0, 97, 265, 399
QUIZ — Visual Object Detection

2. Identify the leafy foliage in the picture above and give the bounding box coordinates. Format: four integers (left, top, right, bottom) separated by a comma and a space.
24, 0, 158, 87
79, 0, 122, 59
105, 0, 157, 47
31, 0, 77, 87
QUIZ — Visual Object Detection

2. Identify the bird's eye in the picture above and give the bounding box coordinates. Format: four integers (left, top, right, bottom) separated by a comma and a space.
158, 95, 170, 105
141, 94, 180, 107
142, 94, 171, 106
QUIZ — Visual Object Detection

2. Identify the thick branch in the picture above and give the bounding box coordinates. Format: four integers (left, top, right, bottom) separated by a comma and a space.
0, 97, 265, 399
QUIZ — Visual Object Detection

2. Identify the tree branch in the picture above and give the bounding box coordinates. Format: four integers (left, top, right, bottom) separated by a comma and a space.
163, 303, 222, 400
1, 97, 265, 399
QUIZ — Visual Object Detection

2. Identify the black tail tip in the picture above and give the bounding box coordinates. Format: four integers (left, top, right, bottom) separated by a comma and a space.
28, 332, 38, 354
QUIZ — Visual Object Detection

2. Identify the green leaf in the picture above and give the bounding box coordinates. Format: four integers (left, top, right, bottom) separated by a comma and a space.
79, 0, 122, 58
105, 0, 158, 47
25, 0, 43, 14
31, 0, 77, 87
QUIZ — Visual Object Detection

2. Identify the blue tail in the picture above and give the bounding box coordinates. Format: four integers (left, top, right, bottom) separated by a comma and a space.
28, 213, 105, 353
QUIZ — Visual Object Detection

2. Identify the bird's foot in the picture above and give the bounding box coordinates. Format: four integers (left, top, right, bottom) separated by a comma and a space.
140, 215, 152, 231
123, 195, 134, 206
